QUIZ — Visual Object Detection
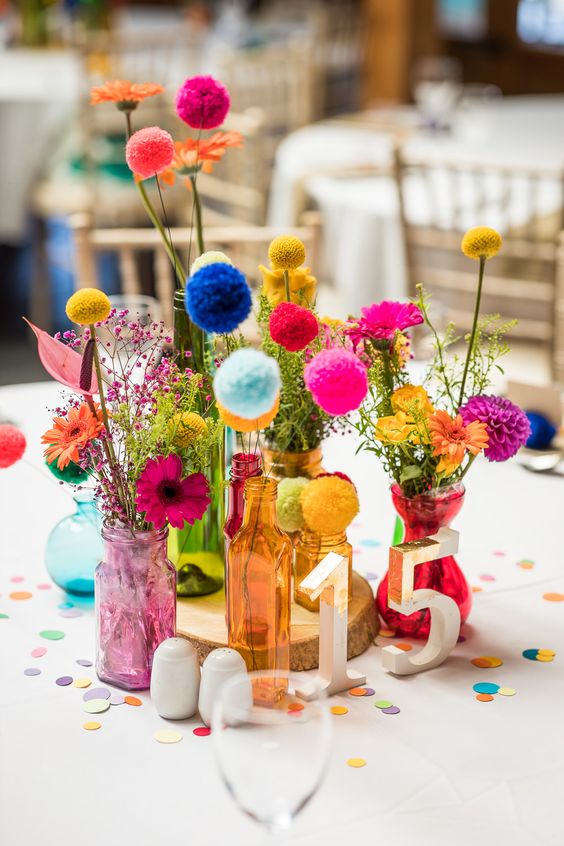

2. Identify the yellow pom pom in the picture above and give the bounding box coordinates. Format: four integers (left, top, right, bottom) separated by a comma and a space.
300, 476, 359, 534
268, 235, 306, 270
461, 227, 502, 260
168, 412, 207, 448
66, 288, 111, 325
190, 250, 233, 276
217, 396, 279, 433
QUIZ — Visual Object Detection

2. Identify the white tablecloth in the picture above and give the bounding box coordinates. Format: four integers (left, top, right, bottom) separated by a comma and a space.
1, 381, 563, 846
269, 96, 564, 314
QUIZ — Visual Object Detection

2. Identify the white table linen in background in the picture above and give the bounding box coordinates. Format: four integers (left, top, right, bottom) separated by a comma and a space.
0, 381, 562, 846
269, 96, 564, 313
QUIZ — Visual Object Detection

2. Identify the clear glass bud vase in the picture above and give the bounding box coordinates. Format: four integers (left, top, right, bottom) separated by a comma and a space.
45, 491, 102, 597
95, 524, 176, 690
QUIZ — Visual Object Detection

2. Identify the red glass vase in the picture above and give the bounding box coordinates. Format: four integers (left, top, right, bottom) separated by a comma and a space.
376, 483, 471, 638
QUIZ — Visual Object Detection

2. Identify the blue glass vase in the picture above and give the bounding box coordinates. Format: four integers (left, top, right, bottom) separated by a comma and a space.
45, 492, 103, 597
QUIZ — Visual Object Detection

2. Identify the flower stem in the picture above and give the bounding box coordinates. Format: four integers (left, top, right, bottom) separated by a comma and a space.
458, 256, 486, 409
283, 270, 290, 302
190, 175, 205, 256
136, 180, 187, 289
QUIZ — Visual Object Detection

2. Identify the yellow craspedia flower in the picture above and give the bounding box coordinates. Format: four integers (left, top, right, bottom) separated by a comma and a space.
391, 385, 434, 416
268, 235, 306, 270
259, 265, 317, 308
300, 475, 359, 535
217, 396, 279, 433
190, 250, 233, 276
168, 412, 207, 448
374, 411, 415, 444
461, 226, 502, 260
66, 288, 111, 325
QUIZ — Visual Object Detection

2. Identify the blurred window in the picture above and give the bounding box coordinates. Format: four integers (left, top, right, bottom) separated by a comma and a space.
518, 0, 564, 45
438, 0, 487, 40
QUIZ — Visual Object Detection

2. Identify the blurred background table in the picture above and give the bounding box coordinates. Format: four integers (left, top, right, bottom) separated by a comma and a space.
1, 380, 563, 846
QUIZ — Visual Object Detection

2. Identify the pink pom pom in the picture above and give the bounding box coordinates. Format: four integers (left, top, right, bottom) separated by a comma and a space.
269, 302, 318, 352
175, 75, 230, 130
125, 126, 174, 179
304, 349, 368, 416
0, 424, 26, 468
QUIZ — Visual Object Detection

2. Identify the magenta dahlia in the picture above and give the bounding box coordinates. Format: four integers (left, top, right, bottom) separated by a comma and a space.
347, 301, 424, 347
175, 75, 230, 130
269, 302, 319, 352
135, 454, 210, 529
459, 395, 531, 462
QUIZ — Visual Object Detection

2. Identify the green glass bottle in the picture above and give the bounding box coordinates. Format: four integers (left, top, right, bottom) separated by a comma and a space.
169, 290, 225, 596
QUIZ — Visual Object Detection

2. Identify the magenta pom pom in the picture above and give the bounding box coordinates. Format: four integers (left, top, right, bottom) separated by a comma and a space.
175, 75, 230, 130
269, 302, 319, 352
459, 395, 531, 462
0, 424, 26, 468
304, 348, 368, 416
125, 127, 174, 179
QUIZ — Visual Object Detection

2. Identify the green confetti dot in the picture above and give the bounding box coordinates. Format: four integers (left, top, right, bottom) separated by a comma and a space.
0, 613, 9, 619
39, 630, 65, 641
374, 700, 393, 709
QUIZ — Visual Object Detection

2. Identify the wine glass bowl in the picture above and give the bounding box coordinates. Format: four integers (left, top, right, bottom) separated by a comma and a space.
211, 671, 333, 835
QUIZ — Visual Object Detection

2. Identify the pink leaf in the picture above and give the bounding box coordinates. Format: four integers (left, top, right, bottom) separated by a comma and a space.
24, 318, 98, 396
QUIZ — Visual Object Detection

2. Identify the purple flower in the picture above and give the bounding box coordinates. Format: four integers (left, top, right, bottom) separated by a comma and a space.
347, 301, 423, 347
459, 395, 531, 462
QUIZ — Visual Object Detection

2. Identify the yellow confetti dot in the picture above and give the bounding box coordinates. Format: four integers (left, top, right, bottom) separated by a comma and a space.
154, 730, 183, 744
471, 656, 503, 668
73, 678, 92, 688
536, 654, 554, 662
537, 649, 556, 656
379, 628, 396, 638
498, 687, 517, 696
347, 758, 366, 768
83, 721, 101, 731
331, 706, 348, 715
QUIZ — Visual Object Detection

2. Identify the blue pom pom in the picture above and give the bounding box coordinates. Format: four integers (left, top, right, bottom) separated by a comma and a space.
185, 263, 252, 334
525, 411, 557, 450
214, 349, 281, 418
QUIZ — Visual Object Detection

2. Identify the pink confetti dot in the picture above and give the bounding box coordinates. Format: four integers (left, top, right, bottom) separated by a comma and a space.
479, 574, 496, 582
36, 583, 52, 590
31, 647, 47, 658
193, 726, 211, 737
10, 576, 24, 583
492, 551, 506, 557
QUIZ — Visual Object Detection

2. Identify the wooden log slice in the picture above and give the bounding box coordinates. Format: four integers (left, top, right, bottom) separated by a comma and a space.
176, 571, 379, 671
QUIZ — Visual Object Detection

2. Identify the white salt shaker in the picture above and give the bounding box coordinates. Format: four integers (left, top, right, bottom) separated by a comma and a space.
198, 648, 247, 727
151, 637, 200, 720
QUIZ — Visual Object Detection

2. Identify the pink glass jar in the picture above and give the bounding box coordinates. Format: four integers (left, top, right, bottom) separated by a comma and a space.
95, 524, 176, 690
376, 483, 471, 639
224, 452, 263, 550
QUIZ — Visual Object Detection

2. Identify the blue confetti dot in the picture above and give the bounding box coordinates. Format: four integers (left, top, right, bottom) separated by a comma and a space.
360, 539, 381, 548
473, 682, 500, 695
522, 649, 539, 661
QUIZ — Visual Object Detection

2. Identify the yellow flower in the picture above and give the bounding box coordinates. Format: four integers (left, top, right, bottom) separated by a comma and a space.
374, 411, 415, 443
391, 385, 434, 416
259, 265, 317, 307
190, 250, 233, 276
66, 288, 111, 325
168, 412, 207, 448
436, 454, 463, 476
319, 315, 344, 328
395, 332, 411, 364
461, 226, 502, 260
268, 235, 306, 270
217, 396, 279, 433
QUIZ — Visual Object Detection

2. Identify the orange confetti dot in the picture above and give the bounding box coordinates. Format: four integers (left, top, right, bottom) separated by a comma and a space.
9, 591, 32, 600
394, 642, 413, 652
471, 586, 483, 593
287, 702, 304, 712
476, 693, 494, 702
379, 628, 396, 638
543, 592, 564, 602
349, 687, 367, 697
331, 706, 348, 715
124, 695, 142, 707
471, 656, 503, 668
517, 560, 534, 570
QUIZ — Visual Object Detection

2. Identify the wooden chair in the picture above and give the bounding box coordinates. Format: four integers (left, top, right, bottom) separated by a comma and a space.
69, 213, 322, 328
394, 147, 564, 377
553, 233, 564, 383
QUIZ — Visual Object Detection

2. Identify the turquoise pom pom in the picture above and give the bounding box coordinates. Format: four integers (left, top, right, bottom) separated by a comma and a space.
214, 349, 280, 419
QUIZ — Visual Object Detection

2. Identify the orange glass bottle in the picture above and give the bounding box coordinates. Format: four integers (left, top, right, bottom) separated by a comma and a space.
227, 477, 293, 677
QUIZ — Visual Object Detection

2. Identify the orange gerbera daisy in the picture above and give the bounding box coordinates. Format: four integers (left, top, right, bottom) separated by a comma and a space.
159, 132, 244, 185
90, 80, 164, 110
42, 403, 104, 470
428, 410, 489, 469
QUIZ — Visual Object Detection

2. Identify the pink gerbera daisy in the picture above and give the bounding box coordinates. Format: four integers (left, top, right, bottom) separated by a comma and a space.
135, 455, 210, 529
347, 301, 423, 347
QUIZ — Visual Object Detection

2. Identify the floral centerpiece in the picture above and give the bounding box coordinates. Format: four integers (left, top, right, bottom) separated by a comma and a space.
28, 288, 221, 688
303, 226, 531, 637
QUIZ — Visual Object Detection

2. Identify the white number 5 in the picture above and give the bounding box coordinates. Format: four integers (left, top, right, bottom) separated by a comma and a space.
381, 528, 461, 675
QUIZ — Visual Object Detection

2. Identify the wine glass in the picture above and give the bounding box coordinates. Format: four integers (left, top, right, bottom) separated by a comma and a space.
211, 670, 333, 837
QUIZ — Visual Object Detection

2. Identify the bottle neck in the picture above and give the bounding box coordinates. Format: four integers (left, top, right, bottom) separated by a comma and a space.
173, 289, 207, 376
300, 529, 347, 548
230, 452, 263, 482
242, 477, 279, 527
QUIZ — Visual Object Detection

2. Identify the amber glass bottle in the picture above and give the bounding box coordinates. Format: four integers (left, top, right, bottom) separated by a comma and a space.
227, 477, 293, 679
294, 530, 352, 613
261, 446, 324, 481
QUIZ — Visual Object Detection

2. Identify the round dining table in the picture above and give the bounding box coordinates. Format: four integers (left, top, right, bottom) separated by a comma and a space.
0, 380, 562, 846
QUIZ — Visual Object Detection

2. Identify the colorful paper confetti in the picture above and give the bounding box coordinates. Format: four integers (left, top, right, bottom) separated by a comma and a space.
9, 591, 32, 600
40, 630, 65, 640
83, 721, 101, 731
84, 688, 111, 701
287, 702, 304, 712
349, 687, 369, 697
59, 608, 83, 618
154, 730, 183, 744
517, 559, 534, 570
109, 695, 125, 706
36, 583, 52, 590
498, 687, 517, 696
55, 676, 73, 686
473, 682, 500, 695
124, 696, 142, 707
0, 614, 8, 620
330, 706, 348, 715
374, 700, 393, 709
10, 576, 24, 583
476, 693, 494, 702
543, 593, 564, 602
73, 678, 92, 689
479, 574, 496, 582
471, 656, 503, 668
522, 648, 555, 662
193, 727, 211, 737
346, 758, 366, 768
84, 699, 111, 714
24, 668, 41, 676
31, 647, 47, 658
76, 659, 93, 667
381, 706, 400, 714
394, 643, 413, 652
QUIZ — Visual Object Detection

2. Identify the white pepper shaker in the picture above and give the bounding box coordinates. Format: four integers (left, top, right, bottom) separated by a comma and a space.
151, 638, 200, 720
198, 648, 248, 727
